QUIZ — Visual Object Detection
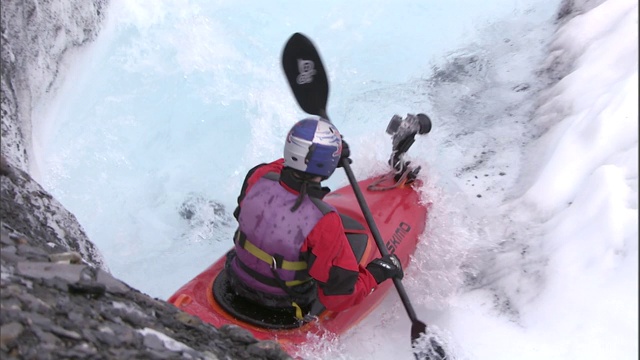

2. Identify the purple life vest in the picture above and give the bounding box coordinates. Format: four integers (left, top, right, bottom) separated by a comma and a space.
231, 172, 334, 296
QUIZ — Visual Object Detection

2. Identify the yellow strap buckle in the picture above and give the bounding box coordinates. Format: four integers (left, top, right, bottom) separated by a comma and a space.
292, 302, 304, 320
243, 238, 307, 271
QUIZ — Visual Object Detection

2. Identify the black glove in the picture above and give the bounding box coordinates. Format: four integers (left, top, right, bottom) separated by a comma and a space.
366, 254, 403, 284
337, 138, 352, 167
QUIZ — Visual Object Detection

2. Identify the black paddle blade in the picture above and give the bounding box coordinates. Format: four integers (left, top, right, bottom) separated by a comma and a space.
412, 320, 448, 360
281, 33, 329, 119
411, 319, 427, 343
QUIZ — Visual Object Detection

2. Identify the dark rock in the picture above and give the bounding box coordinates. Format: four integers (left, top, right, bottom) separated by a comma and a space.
67, 280, 107, 298
220, 324, 260, 345
0, 322, 24, 349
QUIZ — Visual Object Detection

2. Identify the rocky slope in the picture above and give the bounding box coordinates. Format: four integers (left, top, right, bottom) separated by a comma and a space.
1, 1, 291, 359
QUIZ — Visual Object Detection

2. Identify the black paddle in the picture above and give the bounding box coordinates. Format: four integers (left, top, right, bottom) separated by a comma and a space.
281, 33, 447, 360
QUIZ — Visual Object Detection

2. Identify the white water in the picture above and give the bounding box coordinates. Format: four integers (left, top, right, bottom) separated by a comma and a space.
33, 0, 638, 359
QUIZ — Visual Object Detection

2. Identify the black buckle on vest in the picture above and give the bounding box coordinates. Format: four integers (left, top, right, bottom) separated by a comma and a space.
235, 230, 246, 247
271, 254, 285, 269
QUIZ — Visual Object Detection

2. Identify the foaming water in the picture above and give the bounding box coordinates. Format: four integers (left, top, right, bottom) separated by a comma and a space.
34, 0, 561, 356
314, 7, 558, 358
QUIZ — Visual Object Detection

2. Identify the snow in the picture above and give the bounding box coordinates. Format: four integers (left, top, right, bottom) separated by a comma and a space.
32, 0, 637, 359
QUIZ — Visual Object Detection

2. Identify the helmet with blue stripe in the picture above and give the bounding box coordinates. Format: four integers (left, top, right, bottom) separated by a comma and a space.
284, 118, 342, 178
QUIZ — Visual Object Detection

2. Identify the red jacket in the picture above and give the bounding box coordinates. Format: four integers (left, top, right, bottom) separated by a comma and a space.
237, 159, 379, 312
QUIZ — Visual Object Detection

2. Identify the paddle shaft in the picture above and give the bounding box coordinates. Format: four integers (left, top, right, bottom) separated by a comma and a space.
339, 159, 421, 323
281, 33, 445, 359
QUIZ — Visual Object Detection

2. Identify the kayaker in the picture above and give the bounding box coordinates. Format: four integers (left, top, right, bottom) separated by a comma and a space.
224, 117, 404, 317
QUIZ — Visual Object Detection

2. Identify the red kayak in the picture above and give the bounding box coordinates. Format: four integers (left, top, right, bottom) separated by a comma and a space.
168, 170, 428, 354
168, 33, 444, 358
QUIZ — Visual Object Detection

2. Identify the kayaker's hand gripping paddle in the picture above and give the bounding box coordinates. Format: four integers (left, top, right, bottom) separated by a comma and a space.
282, 32, 448, 360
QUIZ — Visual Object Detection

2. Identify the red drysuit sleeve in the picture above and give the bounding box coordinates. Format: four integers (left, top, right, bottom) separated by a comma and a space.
305, 212, 379, 312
